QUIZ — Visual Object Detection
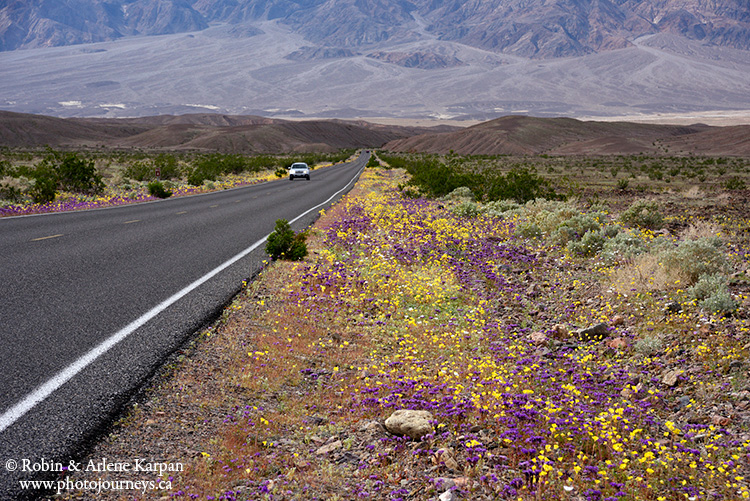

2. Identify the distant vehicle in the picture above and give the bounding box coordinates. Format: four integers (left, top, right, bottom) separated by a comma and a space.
289, 162, 310, 181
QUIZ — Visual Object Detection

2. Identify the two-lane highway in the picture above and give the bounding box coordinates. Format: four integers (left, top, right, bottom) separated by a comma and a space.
0, 153, 368, 498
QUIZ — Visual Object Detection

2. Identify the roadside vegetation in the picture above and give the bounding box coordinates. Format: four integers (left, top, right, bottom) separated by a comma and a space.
0, 148, 355, 216
57, 151, 750, 501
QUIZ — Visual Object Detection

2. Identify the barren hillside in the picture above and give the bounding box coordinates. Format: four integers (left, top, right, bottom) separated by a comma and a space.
383, 116, 750, 156
0, 111, 441, 152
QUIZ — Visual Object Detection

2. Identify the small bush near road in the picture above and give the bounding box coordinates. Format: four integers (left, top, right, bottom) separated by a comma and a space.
147, 181, 172, 199
265, 219, 308, 261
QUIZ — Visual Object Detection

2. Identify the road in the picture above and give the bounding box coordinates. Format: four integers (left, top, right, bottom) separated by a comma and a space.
0, 153, 367, 498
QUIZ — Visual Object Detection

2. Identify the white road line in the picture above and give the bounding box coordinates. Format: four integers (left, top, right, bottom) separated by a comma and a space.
0, 161, 363, 434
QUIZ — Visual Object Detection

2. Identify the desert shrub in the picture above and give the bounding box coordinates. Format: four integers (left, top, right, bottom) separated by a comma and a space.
482, 199, 520, 217
616, 178, 629, 190
699, 289, 738, 315
688, 273, 728, 301
444, 186, 475, 201
567, 229, 606, 257
153, 154, 181, 180
366, 155, 380, 168
147, 181, 172, 199
516, 222, 542, 239
29, 163, 58, 204
620, 200, 663, 229
275, 168, 287, 178
451, 201, 480, 218
550, 212, 603, 246
56, 152, 104, 193
265, 219, 308, 261
681, 220, 721, 241
600, 230, 648, 264
723, 176, 746, 190
486, 167, 561, 203
687, 273, 737, 314
0, 159, 10, 177
610, 253, 671, 293
661, 237, 729, 285
635, 333, 663, 356
0, 176, 29, 203
380, 154, 561, 203
124, 161, 153, 181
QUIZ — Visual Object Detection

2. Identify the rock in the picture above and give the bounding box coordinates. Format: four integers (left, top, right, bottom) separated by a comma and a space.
360, 420, 386, 433
711, 414, 731, 426
607, 337, 627, 349
575, 322, 609, 342
384, 409, 434, 440
662, 369, 684, 387
551, 324, 568, 340
315, 440, 342, 455
676, 396, 692, 409
611, 315, 625, 326
439, 490, 459, 501
434, 448, 459, 471
529, 331, 547, 346
665, 302, 682, 314
433, 477, 456, 490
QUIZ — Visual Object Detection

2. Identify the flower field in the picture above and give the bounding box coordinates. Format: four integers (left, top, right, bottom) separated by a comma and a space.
61, 164, 750, 501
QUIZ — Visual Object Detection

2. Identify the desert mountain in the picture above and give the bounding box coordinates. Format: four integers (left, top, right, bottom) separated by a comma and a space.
0, 110, 447, 152
383, 115, 750, 157
1, 1, 749, 121
2, 0, 749, 58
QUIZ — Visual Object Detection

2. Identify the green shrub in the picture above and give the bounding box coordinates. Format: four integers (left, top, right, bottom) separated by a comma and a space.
688, 273, 728, 302
686, 273, 737, 314
444, 186, 475, 201
661, 237, 729, 284
29, 163, 57, 204
486, 167, 562, 203
516, 222, 542, 239
550, 212, 603, 246
55, 152, 104, 193
153, 154, 181, 180
620, 200, 663, 229
124, 161, 153, 181
275, 168, 287, 178
265, 219, 308, 261
699, 289, 738, 315
600, 230, 648, 264
616, 178, 629, 190
451, 201, 480, 218
567, 229, 606, 257
724, 176, 746, 190
482, 199, 520, 217
147, 181, 172, 199
366, 155, 380, 168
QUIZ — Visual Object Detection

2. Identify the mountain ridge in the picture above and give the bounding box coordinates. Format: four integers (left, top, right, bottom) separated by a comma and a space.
2, 0, 749, 59
3, 111, 748, 157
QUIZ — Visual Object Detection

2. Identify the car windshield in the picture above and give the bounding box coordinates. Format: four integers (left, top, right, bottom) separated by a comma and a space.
291, 163, 307, 169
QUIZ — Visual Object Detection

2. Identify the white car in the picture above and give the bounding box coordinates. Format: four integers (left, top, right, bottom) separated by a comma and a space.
289, 162, 310, 181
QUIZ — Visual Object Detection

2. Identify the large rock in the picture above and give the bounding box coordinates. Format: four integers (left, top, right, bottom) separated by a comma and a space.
575, 322, 609, 342
384, 409, 434, 440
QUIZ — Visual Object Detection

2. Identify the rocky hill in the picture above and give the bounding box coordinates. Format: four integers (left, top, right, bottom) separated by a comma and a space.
0, 111, 444, 153
383, 115, 750, 156
3, 0, 749, 58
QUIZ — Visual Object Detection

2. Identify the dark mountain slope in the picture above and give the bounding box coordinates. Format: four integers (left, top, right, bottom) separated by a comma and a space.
383, 116, 715, 155
0, 111, 442, 152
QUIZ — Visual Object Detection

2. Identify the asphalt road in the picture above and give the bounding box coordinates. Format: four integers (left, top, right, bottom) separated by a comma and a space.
0, 153, 367, 498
